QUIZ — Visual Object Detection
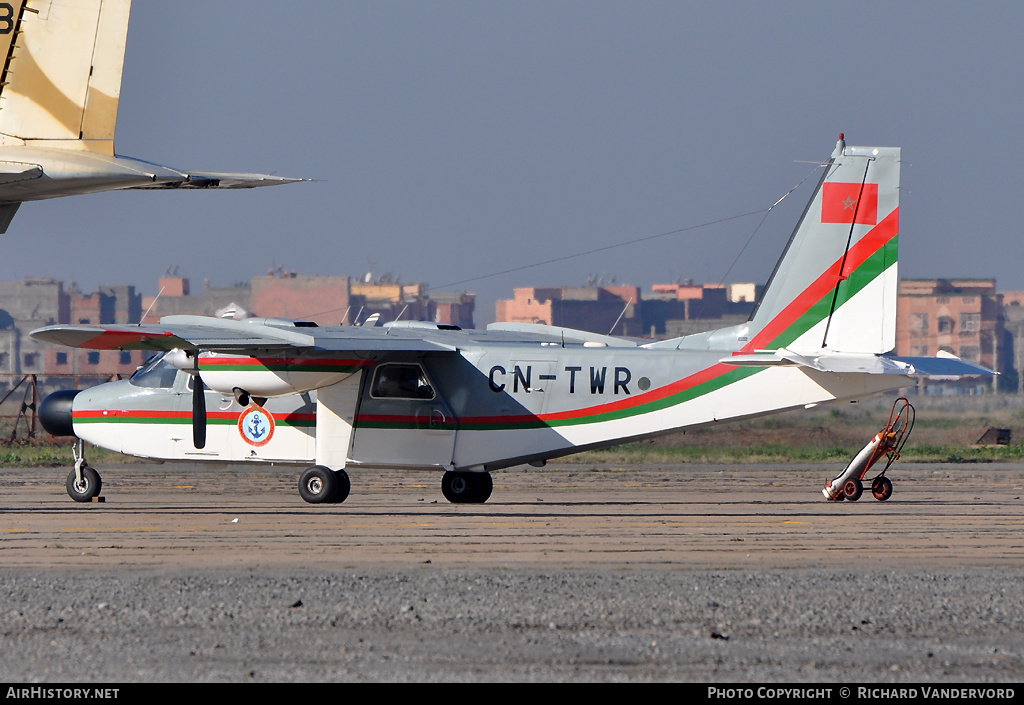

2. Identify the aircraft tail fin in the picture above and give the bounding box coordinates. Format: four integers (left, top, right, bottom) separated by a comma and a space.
0, 0, 130, 155
743, 135, 901, 355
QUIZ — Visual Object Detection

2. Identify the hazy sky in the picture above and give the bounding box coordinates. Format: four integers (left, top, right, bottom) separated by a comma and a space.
1, 1, 1021, 324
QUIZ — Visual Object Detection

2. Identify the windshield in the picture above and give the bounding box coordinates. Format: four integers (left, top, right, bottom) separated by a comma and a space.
129, 352, 179, 389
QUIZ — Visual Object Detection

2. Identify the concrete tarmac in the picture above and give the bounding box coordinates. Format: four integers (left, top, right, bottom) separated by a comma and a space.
1, 461, 1022, 571
1, 461, 1022, 682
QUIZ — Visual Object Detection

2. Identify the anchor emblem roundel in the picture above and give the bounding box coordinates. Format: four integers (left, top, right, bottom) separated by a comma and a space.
238, 403, 275, 447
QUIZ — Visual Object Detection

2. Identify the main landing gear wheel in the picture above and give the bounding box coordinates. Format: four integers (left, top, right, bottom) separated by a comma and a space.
441, 471, 493, 504
299, 465, 337, 504
843, 477, 864, 502
330, 469, 351, 504
66, 465, 101, 503
871, 476, 893, 502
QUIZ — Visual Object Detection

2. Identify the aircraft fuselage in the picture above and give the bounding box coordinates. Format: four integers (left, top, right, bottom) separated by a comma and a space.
68, 343, 908, 472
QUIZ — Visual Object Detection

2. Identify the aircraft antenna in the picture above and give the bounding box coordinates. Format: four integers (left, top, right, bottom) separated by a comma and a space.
674, 161, 825, 342
138, 287, 165, 325
385, 304, 409, 335
608, 298, 633, 336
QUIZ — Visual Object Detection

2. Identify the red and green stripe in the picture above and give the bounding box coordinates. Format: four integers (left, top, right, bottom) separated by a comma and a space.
74, 409, 316, 428
199, 356, 373, 373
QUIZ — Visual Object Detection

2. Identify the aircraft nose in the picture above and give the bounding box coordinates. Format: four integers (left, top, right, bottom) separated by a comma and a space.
39, 389, 79, 437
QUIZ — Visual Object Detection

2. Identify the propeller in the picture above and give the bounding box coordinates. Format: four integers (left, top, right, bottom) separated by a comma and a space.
191, 353, 207, 449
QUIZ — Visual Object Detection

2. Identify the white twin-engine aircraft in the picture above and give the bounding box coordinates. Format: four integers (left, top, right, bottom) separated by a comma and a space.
33, 136, 991, 505
0, 0, 300, 233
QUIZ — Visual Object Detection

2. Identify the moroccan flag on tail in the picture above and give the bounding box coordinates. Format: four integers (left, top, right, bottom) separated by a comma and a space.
821, 182, 878, 224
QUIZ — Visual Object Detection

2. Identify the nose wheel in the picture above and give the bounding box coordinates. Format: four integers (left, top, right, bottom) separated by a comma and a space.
66, 439, 102, 503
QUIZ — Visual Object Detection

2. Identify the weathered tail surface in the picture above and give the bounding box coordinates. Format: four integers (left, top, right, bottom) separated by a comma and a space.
0, 0, 130, 153
0, 0, 303, 233
745, 135, 900, 355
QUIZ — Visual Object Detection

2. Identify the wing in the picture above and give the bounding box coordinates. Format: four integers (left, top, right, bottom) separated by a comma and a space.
30, 315, 633, 355
30, 316, 456, 355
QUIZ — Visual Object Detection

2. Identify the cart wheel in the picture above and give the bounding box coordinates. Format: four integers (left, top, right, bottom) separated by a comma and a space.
871, 476, 893, 502
843, 478, 864, 502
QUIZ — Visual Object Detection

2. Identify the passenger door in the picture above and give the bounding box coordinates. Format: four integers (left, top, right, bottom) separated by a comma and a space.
349, 362, 458, 469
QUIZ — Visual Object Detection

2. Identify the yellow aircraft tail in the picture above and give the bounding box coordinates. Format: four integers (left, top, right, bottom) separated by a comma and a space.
0, 0, 130, 154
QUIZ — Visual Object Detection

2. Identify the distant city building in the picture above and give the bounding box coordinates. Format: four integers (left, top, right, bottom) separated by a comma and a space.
494, 281, 759, 338
141, 275, 252, 323
495, 285, 643, 336
895, 278, 1007, 394
0, 278, 146, 382
0, 271, 475, 387
142, 272, 475, 329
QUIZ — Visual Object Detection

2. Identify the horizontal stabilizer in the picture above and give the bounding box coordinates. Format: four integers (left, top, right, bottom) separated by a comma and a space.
0, 164, 43, 186
127, 171, 307, 190
884, 354, 995, 377
0, 0, 306, 233
723, 349, 994, 377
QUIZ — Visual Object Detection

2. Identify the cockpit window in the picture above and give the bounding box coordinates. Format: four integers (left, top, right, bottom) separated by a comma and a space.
185, 375, 210, 392
370, 363, 435, 399
129, 353, 179, 389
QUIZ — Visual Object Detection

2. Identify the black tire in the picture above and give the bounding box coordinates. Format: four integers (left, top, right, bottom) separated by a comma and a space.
299, 465, 337, 504
843, 477, 864, 502
442, 471, 493, 504
441, 471, 475, 503
871, 476, 893, 502
475, 472, 493, 503
66, 465, 101, 503
330, 469, 351, 504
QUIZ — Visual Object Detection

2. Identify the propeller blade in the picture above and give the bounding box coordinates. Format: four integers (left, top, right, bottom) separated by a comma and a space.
192, 358, 207, 449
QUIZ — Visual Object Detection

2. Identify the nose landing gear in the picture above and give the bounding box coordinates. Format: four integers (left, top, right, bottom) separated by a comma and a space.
66, 438, 103, 503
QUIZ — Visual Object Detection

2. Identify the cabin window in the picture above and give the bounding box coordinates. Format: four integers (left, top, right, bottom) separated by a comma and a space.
185, 375, 210, 392
370, 363, 434, 400
129, 353, 179, 389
